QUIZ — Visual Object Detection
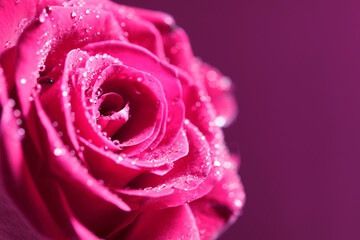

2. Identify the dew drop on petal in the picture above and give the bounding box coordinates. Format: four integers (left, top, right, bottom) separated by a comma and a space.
71, 12, 76, 18
116, 155, 123, 164
53, 148, 64, 156
234, 199, 243, 208
17, 128, 25, 136
39, 64, 46, 72
45, 6, 52, 14
87, 179, 93, 186
214, 116, 226, 127
206, 70, 217, 81
113, 139, 120, 146
214, 160, 221, 167
13, 109, 21, 117
4, 40, 11, 48
8, 99, 16, 107
38, 76, 54, 84
38, 13, 46, 23
20, 78, 26, 84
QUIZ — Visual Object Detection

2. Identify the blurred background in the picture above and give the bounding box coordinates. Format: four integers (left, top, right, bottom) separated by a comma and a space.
119, 0, 360, 239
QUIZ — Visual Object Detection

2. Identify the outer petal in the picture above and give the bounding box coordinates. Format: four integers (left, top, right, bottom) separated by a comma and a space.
190, 157, 245, 240
134, 10, 238, 126
0, 0, 63, 54
0, 68, 67, 239
112, 204, 200, 240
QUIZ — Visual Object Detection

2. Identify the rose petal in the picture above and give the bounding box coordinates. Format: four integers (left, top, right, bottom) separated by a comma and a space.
78, 136, 142, 188
0, 72, 67, 238
115, 204, 201, 240
190, 156, 245, 240
195, 61, 238, 127
72, 0, 167, 59
14, 5, 124, 117
0, 0, 63, 54
117, 123, 213, 210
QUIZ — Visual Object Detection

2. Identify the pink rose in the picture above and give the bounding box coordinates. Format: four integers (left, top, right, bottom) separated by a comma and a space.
0, 0, 245, 239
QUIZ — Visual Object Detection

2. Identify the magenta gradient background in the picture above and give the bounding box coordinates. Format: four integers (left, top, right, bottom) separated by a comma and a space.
118, 0, 359, 239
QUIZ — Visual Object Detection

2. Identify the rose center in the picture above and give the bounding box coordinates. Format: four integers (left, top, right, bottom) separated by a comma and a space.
96, 92, 130, 138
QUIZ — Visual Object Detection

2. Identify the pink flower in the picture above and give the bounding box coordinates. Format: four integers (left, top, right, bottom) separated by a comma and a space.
0, 0, 244, 239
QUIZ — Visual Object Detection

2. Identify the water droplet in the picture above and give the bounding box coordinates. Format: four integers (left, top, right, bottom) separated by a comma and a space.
87, 179, 93, 186
8, 99, 16, 107
234, 199, 243, 207
116, 155, 123, 163
71, 12, 76, 18
223, 161, 232, 169
13, 109, 21, 117
17, 128, 25, 136
38, 76, 54, 84
214, 160, 221, 167
16, 119, 22, 125
206, 70, 217, 81
113, 139, 120, 146
96, 15, 100, 18
38, 64, 46, 72
20, 78, 26, 84
53, 148, 64, 156
52, 121, 58, 127
4, 40, 11, 48
219, 76, 232, 90
34, 84, 42, 93
164, 16, 174, 25
38, 13, 46, 23
62, 91, 68, 97
95, 88, 103, 97
45, 6, 52, 14
214, 116, 226, 127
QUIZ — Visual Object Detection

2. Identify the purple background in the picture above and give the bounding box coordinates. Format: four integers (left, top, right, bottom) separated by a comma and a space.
119, 0, 360, 239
